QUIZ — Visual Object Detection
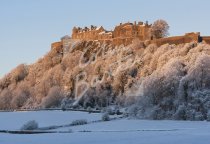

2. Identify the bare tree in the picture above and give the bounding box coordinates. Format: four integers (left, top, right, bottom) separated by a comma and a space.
151, 19, 169, 39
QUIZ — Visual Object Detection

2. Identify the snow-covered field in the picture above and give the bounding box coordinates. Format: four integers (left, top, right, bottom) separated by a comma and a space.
0, 111, 210, 144
0, 110, 102, 130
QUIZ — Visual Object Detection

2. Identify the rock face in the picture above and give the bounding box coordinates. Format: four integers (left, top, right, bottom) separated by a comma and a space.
1, 39, 210, 120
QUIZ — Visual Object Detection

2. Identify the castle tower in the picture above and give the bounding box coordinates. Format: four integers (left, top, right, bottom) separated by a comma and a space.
72, 27, 78, 39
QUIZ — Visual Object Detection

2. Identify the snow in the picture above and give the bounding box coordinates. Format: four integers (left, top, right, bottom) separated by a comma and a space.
96, 26, 101, 30
0, 111, 210, 144
0, 111, 102, 130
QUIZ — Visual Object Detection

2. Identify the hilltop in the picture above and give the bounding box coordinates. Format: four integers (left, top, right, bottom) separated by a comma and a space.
1, 20, 210, 120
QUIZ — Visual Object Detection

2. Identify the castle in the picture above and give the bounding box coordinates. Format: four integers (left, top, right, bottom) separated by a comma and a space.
72, 21, 151, 45
51, 21, 210, 51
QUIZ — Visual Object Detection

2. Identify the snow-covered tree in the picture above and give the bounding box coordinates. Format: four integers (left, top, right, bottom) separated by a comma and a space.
151, 19, 169, 39
41, 86, 63, 108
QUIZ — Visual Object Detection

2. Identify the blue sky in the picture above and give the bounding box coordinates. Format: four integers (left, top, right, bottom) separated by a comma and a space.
0, 0, 210, 77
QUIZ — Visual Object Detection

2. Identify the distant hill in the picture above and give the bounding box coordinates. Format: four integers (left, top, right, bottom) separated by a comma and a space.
1, 39, 210, 120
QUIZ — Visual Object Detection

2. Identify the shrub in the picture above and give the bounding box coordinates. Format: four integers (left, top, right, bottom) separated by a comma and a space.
71, 119, 88, 126
21, 120, 39, 130
101, 113, 110, 121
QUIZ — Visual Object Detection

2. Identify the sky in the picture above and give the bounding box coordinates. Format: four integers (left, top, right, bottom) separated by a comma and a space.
0, 0, 210, 78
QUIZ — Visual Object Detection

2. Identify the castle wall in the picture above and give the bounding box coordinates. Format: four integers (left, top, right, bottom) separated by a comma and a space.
112, 37, 133, 46
150, 36, 185, 46
63, 22, 210, 48
72, 22, 151, 44
112, 32, 201, 46
72, 26, 106, 40
52, 32, 210, 54
149, 33, 201, 46
112, 23, 151, 41
202, 36, 210, 44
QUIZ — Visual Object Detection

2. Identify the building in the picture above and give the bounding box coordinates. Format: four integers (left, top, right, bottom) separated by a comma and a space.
71, 21, 151, 44
113, 21, 151, 40
72, 25, 112, 40
51, 21, 210, 50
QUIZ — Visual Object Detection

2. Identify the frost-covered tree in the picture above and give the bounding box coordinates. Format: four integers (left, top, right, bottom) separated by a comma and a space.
11, 64, 28, 83
41, 86, 63, 108
11, 82, 31, 109
0, 88, 12, 109
151, 19, 169, 39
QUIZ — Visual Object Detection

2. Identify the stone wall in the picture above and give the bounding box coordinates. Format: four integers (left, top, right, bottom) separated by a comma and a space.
148, 32, 201, 46
52, 21, 210, 49
202, 36, 210, 44
112, 22, 151, 41
112, 37, 134, 46
72, 26, 111, 40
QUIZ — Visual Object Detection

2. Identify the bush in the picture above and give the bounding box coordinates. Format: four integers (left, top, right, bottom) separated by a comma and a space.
101, 113, 110, 121
71, 119, 88, 126
21, 120, 39, 130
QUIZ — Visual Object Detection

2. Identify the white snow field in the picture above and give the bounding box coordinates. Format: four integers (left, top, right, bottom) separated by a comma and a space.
0, 111, 210, 144
0, 110, 102, 130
